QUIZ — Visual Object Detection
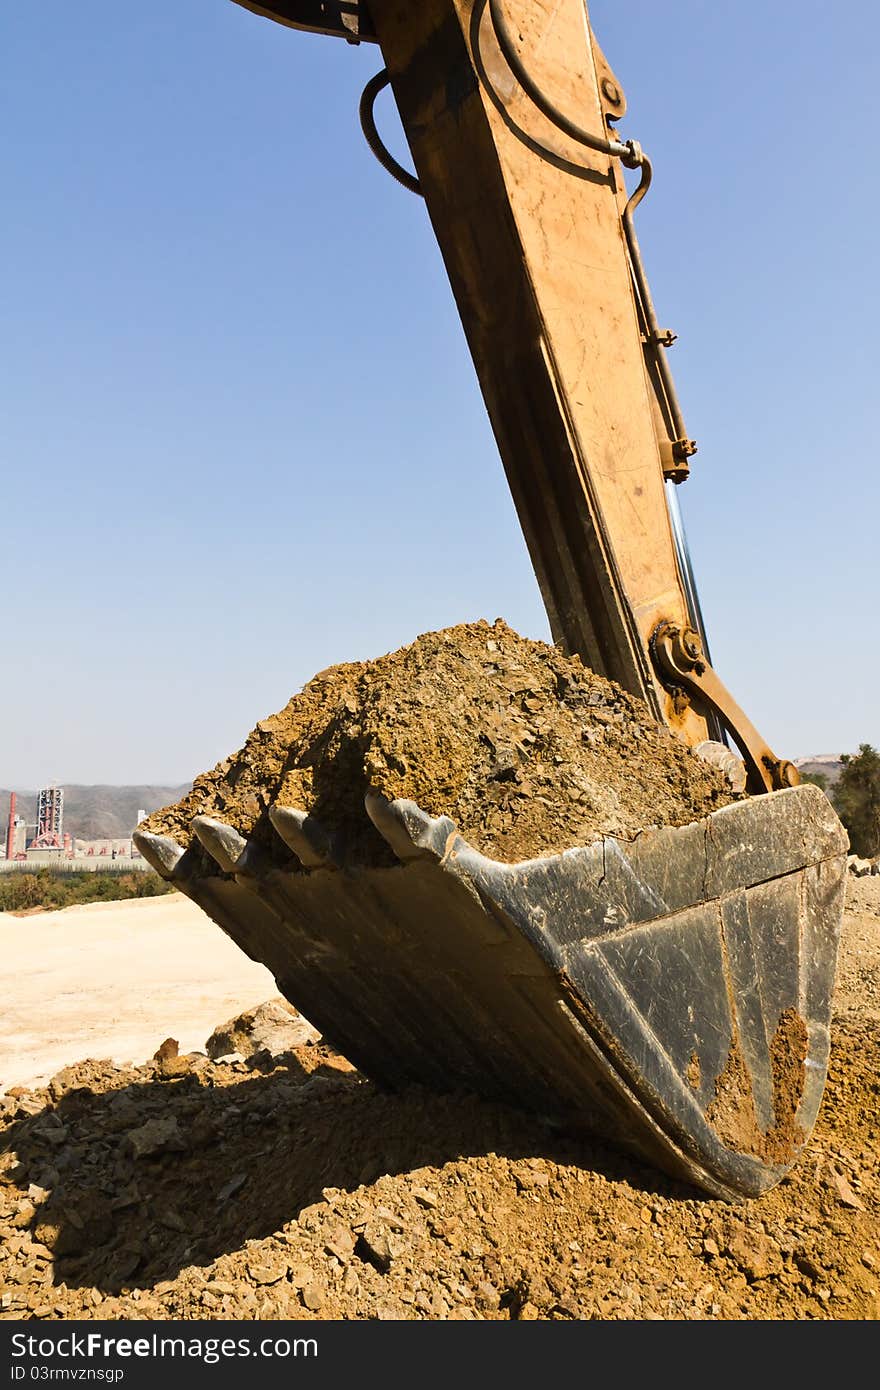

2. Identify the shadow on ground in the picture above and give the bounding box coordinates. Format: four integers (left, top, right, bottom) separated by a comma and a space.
3, 1059, 695, 1295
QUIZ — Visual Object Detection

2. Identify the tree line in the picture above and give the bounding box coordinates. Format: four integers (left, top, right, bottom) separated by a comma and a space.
801, 743, 880, 858
0, 869, 175, 913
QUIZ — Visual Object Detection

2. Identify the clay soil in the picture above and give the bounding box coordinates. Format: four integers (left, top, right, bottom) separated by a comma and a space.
142, 620, 736, 868
1, 877, 878, 1322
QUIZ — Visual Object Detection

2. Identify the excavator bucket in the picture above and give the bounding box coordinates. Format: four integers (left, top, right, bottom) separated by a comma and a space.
135, 783, 847, 1200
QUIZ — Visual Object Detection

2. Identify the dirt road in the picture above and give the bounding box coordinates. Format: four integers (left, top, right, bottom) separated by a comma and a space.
0, 894, 275, 1090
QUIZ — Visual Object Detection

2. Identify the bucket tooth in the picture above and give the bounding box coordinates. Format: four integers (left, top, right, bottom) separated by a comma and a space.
269, 806, 336, 869
132, 830, 185, 880
158, 783, 846, 1200
192, 816, 250, 874
364, 792, 458, 863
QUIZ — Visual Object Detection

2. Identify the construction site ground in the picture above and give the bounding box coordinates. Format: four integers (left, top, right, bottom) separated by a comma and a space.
0, 895, 275, 1092
1, 876, 878, 1321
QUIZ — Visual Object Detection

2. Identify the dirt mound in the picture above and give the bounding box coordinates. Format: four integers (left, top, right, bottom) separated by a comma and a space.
836, 875, 880, 1021
0, 899, 876, 1323
0, 900, 873, 1323
143, 620, 735, 867
0, 1023, 877, 1322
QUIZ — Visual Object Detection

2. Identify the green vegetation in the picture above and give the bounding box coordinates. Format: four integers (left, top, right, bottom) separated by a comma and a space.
833, 743, 880, 858
799, 770, 830, 792
0, 869, 174, 913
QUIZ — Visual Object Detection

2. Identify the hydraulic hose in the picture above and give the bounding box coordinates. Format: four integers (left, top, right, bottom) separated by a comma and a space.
358, 69, 422, 196
486, 0, 643, 169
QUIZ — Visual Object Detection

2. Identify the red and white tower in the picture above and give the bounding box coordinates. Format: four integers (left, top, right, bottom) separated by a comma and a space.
32, 784, 64, 850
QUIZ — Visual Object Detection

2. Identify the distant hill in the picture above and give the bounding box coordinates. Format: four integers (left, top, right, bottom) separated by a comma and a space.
0, 785, 191, 840
794, 756, 845, 789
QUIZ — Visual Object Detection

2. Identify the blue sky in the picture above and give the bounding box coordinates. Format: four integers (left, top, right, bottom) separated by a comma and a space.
2, 0, 877, 787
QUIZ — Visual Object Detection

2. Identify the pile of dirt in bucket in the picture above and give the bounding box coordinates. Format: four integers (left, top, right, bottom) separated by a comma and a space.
142, 619, 736, 867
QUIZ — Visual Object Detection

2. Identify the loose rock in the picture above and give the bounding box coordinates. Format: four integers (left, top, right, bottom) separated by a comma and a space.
205, 999, 319, 1061
125, 1117, 186, 1159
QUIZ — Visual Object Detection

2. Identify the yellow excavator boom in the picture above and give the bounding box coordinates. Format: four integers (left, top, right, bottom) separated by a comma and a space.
136, 1, 846, 1200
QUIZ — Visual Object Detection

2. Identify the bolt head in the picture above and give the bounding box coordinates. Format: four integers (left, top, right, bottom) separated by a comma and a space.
682, 628, 702, 660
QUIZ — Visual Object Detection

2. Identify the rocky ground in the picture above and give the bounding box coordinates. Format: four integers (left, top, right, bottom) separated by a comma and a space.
1, 876, 877, 1322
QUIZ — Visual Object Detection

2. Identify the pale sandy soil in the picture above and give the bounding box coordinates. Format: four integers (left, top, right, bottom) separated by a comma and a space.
0, 893, 275, 1090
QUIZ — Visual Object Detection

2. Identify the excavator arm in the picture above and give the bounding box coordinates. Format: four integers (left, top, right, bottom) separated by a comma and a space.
230, 1, 376, 42
135, 1, 846, 1202
229, 0, 796, 795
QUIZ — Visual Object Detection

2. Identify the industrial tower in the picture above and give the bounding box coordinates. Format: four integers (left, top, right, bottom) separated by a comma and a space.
32, 784, 64, 849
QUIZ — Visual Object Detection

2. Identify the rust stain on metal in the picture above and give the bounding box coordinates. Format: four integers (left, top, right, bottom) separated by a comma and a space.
686, 1049, 702, 1093
706, 1009, 808, 1164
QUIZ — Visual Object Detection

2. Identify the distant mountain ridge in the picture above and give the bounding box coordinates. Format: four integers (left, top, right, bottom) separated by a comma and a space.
0, 785, 191, 840
793, 755, 845, 788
